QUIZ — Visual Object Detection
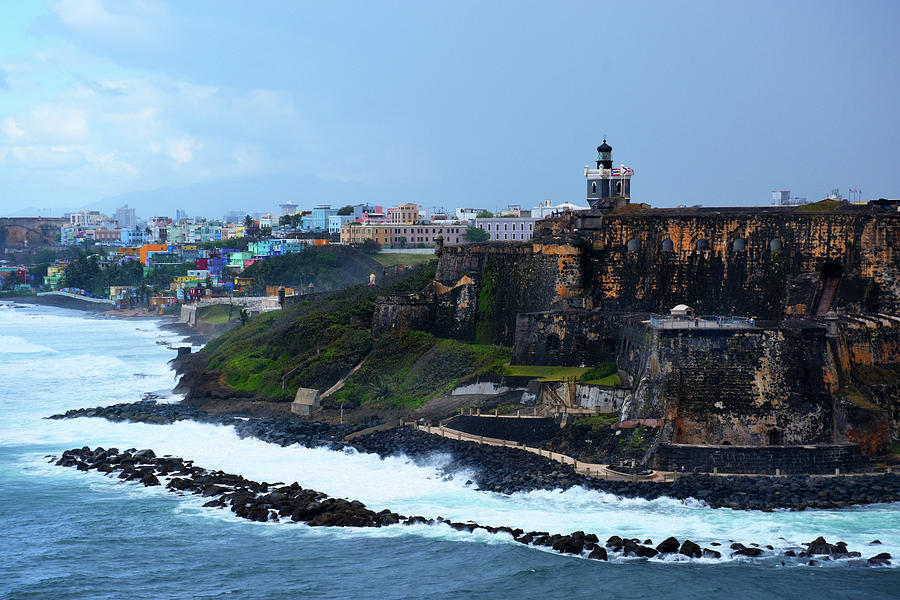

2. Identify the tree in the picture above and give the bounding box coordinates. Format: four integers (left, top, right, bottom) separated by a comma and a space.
475, 210, 494, 218
62, 254, 105, 294
337, 205, 353, 216
464, 226, 490, 243
360, 239, 381, 254
243, 214, 254, 230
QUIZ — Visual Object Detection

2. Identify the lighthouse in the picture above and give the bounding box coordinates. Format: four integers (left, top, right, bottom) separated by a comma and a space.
585, 139, 633, 211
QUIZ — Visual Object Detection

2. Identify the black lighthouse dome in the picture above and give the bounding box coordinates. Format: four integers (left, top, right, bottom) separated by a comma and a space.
596, 139, 613, 169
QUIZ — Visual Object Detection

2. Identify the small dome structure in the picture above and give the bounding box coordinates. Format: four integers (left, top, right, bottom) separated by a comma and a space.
670, 304, 694, 318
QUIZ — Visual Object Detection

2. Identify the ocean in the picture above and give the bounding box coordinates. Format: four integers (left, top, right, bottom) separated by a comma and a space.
1, 301, 899, 599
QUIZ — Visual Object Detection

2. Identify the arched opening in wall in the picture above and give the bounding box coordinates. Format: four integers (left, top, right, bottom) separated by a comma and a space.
591, 182, 597, 194
696, 238, 710, 251
767, 429, 783, 446
720, 440, 732, 446
626, 238, 640, 252
812, 261, 844, 316
661, 239, 674, 252
769, 237, 783, 251
733, 238, 746, 251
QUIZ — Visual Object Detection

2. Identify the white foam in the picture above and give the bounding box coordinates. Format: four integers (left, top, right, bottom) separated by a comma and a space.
4, 301, 899, 566
0, 335, 58, 354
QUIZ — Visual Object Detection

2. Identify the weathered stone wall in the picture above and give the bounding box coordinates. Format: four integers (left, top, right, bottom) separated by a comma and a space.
373, 277, 477, 339
651, 443, 867, 475
826, 314, 900, 443
377, 238, 585, 344
567, 208, 900, 318
511, 310, 625, 365
622, 322, 839, 448
446, 415, 559, 444
0, 217, 67, 248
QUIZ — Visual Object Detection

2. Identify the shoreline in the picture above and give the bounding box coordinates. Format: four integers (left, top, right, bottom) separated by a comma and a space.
49, 400, 900, 511
49, 445, 893, 567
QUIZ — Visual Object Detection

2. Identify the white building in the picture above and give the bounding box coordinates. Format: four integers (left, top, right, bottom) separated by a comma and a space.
474, 217, 536, 242
529, 199, 589, 219
456, 208, 487, 223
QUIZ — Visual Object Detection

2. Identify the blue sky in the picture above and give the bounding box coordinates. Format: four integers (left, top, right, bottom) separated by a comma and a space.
1, 0, 898, 218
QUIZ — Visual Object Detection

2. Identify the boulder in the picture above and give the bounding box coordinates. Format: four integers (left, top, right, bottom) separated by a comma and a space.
702, 548, 721, 559
588, 546, 608, 561
656, 537, 680, 554
868, 553, 892, 566
679, 540, 702, 559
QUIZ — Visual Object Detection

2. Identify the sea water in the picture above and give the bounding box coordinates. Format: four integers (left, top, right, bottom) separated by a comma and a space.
1, 301, 899, 599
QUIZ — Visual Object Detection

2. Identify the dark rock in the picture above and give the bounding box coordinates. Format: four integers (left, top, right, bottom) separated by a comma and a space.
139, 473, 160, 486
702, 548, 721, 559
623, 539, 658, 558
656, 536, 680, 554
732, 547, 764, 557
868, 553, 892, 566
588, 546, 608, 561
804, 536, 836, 556
679, 540, 702, 559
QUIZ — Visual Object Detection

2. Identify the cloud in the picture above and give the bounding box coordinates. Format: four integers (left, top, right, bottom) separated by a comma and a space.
0, 66, 310, 201
167, 138, 196, 164
30, 104, 89, 140
1, 118, 24, 139
52, 0, 171, 47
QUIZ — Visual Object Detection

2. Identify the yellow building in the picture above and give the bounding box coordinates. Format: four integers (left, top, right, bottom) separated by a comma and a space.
391, 203, 419, 224
340, 224, 392, 246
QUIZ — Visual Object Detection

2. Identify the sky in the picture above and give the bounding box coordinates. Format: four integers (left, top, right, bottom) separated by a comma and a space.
1, 0, 899, 219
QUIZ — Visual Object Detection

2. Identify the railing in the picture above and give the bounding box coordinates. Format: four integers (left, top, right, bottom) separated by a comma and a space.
648, 314, 756, 329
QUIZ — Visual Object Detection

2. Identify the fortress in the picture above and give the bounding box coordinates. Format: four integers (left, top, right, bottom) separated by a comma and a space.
375, 142, 900, 473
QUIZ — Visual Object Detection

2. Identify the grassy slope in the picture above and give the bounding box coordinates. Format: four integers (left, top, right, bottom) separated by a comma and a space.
197, 304, 237, 325
371, 253, 437, 267
200, 264, 436, 402
335, 330, 510, 408
240, 246, 382, 294
501, 363, 620, 385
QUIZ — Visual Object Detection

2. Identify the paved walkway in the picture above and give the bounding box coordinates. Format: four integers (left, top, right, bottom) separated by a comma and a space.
414, 423, 671, 482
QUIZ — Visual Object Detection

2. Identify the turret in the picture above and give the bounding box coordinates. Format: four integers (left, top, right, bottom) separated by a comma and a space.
585, 139, 633, 211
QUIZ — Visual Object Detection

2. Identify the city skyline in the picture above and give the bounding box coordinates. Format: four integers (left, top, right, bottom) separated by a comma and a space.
2, 1, 899, 218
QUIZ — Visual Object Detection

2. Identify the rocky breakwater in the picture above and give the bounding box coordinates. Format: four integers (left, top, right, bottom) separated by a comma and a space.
351, 428, 900, 510
49, 403, 900, 510
51, 446, 892, 567
47, 400, 356, 448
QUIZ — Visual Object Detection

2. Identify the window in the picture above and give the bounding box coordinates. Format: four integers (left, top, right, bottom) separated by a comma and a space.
696, 238, 710, 251
733, 238, 746, 251
661, 239, 674, 252
770, 238, 783, 251
626, 238, 640, 251
591, 182, 597, 194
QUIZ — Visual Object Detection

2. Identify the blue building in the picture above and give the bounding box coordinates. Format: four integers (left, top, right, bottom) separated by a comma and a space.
120, 228, 147, 246
301, 205, 337, 231
328, 214, 354, 234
